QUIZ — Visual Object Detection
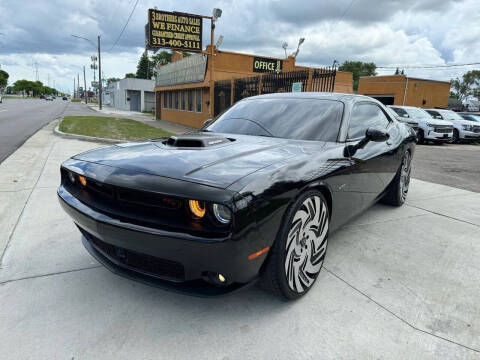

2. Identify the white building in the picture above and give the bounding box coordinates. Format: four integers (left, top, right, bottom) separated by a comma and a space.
104, 78, 155, 112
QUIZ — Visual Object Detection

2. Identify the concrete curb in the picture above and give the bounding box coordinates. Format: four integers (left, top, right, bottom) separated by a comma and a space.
53, 125, 124, 144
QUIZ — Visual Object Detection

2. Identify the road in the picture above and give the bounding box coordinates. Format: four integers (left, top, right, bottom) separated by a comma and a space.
412, 143, 480, 193
0, 98, 69, 163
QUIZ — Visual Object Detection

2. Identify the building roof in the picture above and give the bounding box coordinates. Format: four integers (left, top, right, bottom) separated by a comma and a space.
359, 74, 450, 84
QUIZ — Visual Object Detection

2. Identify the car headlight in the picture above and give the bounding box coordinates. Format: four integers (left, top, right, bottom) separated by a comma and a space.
462, 124, 473, 131
189, 200, 206, 218
213, 203, 232, 224
426, 123, 435, 127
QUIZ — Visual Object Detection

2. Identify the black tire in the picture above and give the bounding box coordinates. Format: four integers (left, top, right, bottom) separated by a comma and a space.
453, 129, 459, 144
417, 130, 425, 144
382, 150, 412, 206
261, 190, 329, 300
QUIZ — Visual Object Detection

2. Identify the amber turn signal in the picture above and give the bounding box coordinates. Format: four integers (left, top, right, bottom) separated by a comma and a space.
248, 246, 270, 260
189, 200, 206, 218
78, 175, 87, 187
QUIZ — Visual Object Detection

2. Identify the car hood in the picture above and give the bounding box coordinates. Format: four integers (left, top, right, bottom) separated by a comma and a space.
73, 133, 321, 189
417, 118, 452, 126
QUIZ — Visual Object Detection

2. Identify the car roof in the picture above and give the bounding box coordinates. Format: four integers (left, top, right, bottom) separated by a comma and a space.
245, 92, 377, 103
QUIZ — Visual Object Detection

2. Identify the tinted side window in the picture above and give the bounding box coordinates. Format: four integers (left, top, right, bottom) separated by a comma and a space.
390, 107, 408, 117
427, 110, 442, 119
348, 103, 390, 139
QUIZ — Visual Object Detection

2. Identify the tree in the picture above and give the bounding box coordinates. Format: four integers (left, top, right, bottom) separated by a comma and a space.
106, 77, 120, 86
450, 70, 480, 102
0, 69, 9, 89
136, 51, 154, 79
338, 61, 377, 91
395, 67, 400, 75
125, 73, 136, 78
151, 51, 172, 68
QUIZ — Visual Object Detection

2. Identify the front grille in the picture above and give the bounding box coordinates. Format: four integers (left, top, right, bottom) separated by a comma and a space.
81, 228, 185, 281
61, 168, 231, 239
434, 126, 453, 133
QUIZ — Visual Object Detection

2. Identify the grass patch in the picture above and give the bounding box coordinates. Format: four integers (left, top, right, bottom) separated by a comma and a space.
59, 116, 172, 141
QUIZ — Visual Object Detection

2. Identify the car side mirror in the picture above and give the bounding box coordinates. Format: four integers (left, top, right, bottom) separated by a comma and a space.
203, 118, 214, 128
344, 128, 390, 157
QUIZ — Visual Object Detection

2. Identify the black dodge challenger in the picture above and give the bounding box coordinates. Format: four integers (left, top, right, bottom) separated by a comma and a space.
58, 93, 416, 300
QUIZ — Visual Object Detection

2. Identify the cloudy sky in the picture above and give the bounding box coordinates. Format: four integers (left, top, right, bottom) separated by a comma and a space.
0, 0, 478, 94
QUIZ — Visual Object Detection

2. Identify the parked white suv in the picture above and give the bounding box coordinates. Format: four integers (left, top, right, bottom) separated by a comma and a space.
388, 105, 453, 144
425, 109, 480, 143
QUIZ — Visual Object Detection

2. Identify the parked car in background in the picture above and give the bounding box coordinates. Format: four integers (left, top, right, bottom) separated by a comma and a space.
388, 105, 453, 144
62, 96, 68, 101
459, 113, 480, 122
386, 106, 419, 133
45, 95, 53, 101
58, 93, 416, 300
426, 109, 480, 143
40, 95, 45, 99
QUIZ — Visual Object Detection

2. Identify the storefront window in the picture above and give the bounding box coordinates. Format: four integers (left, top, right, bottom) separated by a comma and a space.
163, 92, 167, 108
195, 89, 202, 113
168, 92, 172, 109
187, 90, 194, 111
181, 91, 186, 111
174, 91, 179, 109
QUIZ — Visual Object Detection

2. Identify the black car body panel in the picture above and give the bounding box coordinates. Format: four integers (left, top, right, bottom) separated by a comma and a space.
58, 92, 416, 294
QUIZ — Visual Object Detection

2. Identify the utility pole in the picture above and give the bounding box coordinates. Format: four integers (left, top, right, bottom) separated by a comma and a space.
77, 73, 80, 99
73, 77, 76, 98
98, 35, 102, 110
83, 65, 87, 104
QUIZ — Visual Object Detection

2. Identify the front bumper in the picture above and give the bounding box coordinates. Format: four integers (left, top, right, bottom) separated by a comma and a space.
58, 186, 264, 295
459, 130, 480, 140
425, 130, 453, 141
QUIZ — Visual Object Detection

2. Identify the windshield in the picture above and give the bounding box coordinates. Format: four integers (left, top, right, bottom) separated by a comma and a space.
405, 107, 432, 119
439, 110, 467, 121
206, 98, 344, 142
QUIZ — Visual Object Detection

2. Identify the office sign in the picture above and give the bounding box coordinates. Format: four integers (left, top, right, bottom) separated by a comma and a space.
253, 57, 283, 73
147, 9, 202, 52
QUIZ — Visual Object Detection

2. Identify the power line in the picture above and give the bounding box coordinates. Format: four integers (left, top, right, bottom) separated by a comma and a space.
377, 62, 480, 69
109, 0, 140, 52
328, 0, 357, 36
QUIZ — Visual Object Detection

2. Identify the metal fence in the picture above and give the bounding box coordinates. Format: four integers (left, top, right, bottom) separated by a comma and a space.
311, 67, 336, 92
214, 67, 336, 116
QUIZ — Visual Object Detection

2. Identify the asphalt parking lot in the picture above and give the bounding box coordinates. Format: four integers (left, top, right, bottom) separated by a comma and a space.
0, 123, 479, 359
412, 143, 480, 193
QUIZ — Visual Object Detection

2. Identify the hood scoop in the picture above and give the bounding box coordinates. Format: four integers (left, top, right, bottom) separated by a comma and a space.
165, 134, 233, 148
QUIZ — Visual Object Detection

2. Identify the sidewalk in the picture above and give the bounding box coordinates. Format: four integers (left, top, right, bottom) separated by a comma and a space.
87, 103, 193, 134
0, 120, 479, 359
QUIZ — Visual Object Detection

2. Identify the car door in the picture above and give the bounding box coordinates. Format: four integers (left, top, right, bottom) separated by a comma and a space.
345, 102, 397, 209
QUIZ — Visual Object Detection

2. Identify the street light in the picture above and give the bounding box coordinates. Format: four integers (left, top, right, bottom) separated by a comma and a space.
202, 8, 222, 117
282, 42, 288, 58
71, 34, 103, 110
291, 37, 305, 58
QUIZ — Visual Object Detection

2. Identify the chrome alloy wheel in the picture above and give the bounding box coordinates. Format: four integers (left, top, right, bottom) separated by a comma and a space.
284, 196, 328, 293
399, 152, 411, 201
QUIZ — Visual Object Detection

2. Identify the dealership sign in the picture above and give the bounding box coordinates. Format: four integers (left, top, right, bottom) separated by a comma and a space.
156, 54, 207, 86
253, 57, 283, 73
147, 9, 202, 52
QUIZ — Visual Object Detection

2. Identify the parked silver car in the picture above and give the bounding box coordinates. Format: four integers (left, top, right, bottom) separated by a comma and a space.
388, 105, 453, 144
426, 109, 480, 143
